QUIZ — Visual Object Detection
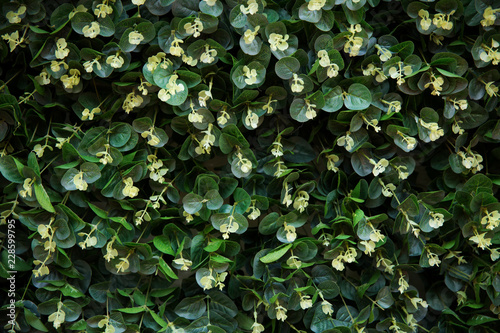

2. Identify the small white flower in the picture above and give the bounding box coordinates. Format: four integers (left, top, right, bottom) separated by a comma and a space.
82, 22, 100, 38
240, 0, 258, 15
243, 65, 258, 85
55, 38, 70, 59
321, 300, 333, 315
269, 33, 289, 51
369, 158, 389, 177
291, 73, 304, 93
128, 31, 144, 45
299, 294, 313, 309
429, 212, 445, 229
73, 171, 88, 191
245, 109, 259, 129
106, 53, 125, 69
184, 18, 204, 38
243, 26, 260, 44
337, 132, 354, 151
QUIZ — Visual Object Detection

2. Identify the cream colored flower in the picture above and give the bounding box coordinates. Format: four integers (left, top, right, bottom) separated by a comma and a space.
240, 0, 258, 15
104, 238, 118, 262
243, 26, 260, 44
331, 256, 345, 271
198, 90, 212, 107
360, 240, 376, 255
308, 0, 326, 11
269, 33, 289, 51
379, 179, 395, 197
116, 257, 130, 273
481, 210, 500, 230
246, 203, 261, 220
293, 191, 309, 213
282, 183, 293, 206
48, 302, 66, 329
433, 11, 455, 30
291, 73, 304, 93
33, 144, 53, 158
73, 171, 88, 191
481, 6, 500, 27
50, 60, 68, 72
122, 177, 139, 198
83, 58, 101, 73
106, 52, 125, 69
429, 212, 445, 229
375, 44, 392, 62
337, 132, 354, 151
129, 31, 144, 45
55, 38, 70, 59
485, 81, 499, 97
275, 303, 287, 321
220, 215, 239, 239
195, 124, 216, 155
123, 92, 143, 114
243, 65, 258, 85
424, 73, 445, 96
245, 109, 259, 129
185, 18, 204, 38
470, 230, 492, 250
83, 22, 100, 38
426, 249, 441, 267
418, 9, 432, 30
60, 69, 81, 89
251, 321, 265, 333
326, 154, 339, 172
344, 24, 363, 57
369, 158, 389, 176
95, 3, 113, 18
173, 257, 192, 271
2, 31, 24, 52
419, 118, 444, 141
200, 45, 217, 63
236, 152, 253, 173
6, 5, 26, 24
35, 69, 51, 85
283, 222, 297, 242
305, 101, 317, 120
388, 62, 412, 85
286, 255, 302, 268
299, 294, 313, 309
82, 107, 101, 120
321, 300, 333, 315
271, 138, 283, 157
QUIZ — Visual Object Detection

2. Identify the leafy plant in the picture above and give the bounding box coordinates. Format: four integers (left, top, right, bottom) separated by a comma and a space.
0, 0, 500, 332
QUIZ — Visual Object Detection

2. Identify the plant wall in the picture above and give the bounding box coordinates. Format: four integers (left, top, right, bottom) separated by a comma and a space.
0, 0, 500, 332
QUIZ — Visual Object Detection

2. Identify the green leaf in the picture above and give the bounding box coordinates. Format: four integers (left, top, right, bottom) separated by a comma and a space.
183, 193, 204, 214
0, 156, 24, 183
116, 307, 146, 314
322, 86, 343, 112
299, 3, 323, 23
174, 295, 207, 320
34, 183, 55, 213
344, 83, 372, 110
275, 56, 300, 80
154, 235, 175, 255
260, 244, 292, 263
24, 308, 48, 332
208, 290, 238, 317
158, 257, 178, 280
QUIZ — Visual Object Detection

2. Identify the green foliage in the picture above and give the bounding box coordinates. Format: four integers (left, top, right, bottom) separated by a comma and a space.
0, 0, 500, 332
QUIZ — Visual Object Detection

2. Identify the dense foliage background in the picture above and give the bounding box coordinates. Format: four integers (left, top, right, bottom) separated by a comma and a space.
0, 0, 500, 332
